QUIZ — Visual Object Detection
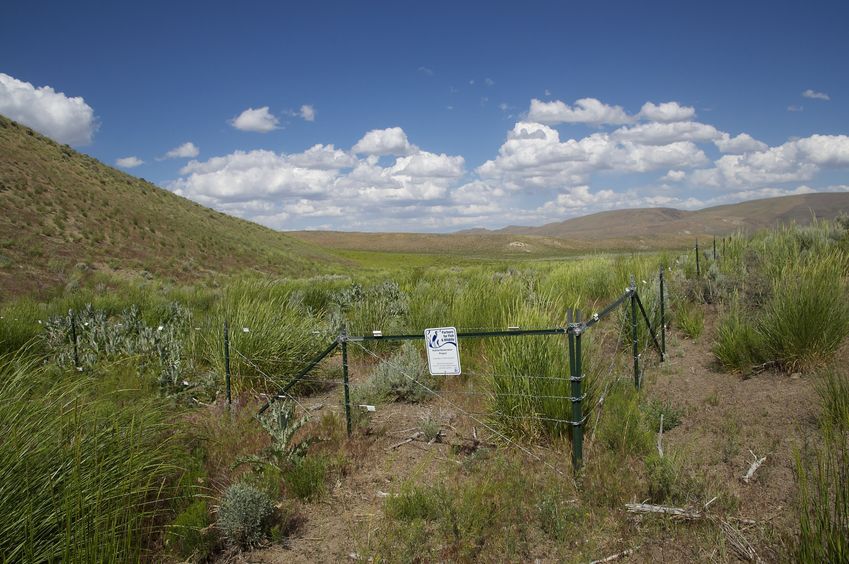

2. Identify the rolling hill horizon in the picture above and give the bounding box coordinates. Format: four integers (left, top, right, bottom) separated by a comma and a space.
290, 192, 849, 255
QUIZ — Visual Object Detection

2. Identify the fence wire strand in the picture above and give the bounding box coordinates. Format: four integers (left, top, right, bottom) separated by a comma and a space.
231, 346, 311, 414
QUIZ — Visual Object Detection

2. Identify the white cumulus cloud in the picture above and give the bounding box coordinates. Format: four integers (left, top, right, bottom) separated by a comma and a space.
477, 121, 707, 191
0, 73, 97, 146
691, 134, 849, 188
638, 101, 696, 122
116, 156, 144, 168
167, 130, 467, 230
164, 142, 199, 159
527, 98, 632, 126
230, 106, 279, 132
714, 133, 768, 154
157, 95, 849, 231
352, 127, 414, 155
612, 121, 721, 145
662, 170, 687, 182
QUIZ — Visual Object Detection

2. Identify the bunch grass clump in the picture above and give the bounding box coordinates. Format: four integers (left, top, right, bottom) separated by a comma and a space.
796, 425, 849, 561
0, 355, 180, 562
757, 252, 849, 372
489, 294, 599, 440
674, 299, 704, 339
202, 279, 332, 394
713, 293, 765, 372
816, 369, 849, 432
593, 381, 652, 456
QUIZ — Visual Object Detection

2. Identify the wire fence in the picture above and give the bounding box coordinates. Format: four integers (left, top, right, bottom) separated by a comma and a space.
10, 253, 712, 473
252, 269, 667, 471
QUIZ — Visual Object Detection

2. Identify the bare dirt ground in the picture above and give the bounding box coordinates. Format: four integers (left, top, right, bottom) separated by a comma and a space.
235, 306, 821, 563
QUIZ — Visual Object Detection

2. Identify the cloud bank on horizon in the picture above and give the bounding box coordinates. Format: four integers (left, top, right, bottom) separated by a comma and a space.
2, 71, 848, 232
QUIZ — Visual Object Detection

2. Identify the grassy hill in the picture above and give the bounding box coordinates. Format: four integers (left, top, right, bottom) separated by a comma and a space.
0, 115, 346, 299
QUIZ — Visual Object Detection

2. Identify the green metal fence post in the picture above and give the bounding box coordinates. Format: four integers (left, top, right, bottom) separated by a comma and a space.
69, 309, 79, 370
224, 320, 231, 407
570, 310, 584, 471
341, 326, 352, 437
659, 266, 666, 361
713, 237, 717, 261
695, 240, 701, 277
630, 275, 640, 389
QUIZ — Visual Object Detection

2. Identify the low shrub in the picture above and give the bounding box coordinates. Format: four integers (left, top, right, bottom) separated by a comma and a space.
217, 482, 276, 550
645, 453, 683, 503
645, 452, 708, 506
373, 458, 545, 561
351, 341, 437, 405
384, 482, 445, 522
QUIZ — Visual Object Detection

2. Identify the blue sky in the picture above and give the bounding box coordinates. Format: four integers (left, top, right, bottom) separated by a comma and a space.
2, 0, 848, 231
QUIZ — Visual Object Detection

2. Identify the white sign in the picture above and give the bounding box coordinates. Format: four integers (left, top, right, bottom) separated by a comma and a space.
424, 327, 461, 376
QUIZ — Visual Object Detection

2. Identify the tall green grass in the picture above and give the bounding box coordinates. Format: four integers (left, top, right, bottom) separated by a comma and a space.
797, 367, 849, 564
713, 293, 764, 372
0, 356, 181, 561
796, 430, 848, 563
201, 279, 333, 394
758, 252, 849, 372
488, 295, 598, 439
816, 369, 849, 432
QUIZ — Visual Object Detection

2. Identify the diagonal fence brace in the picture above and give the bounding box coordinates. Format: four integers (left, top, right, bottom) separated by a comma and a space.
634, 292, 664, 362
258, 339, 339, 415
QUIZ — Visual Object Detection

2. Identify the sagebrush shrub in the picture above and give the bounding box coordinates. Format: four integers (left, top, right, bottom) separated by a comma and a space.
217, 482, 276, 549
352, 342, 436, 404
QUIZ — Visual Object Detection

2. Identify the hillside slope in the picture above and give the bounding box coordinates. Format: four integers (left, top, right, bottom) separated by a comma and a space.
0, 115, 344, 299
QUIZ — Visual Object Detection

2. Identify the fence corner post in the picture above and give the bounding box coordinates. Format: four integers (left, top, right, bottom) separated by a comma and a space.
569, 310, 584, 473
341, 325, 352, 437
630, 275, 640, 389
659, 265, 666, 361
224, 320, 231, 407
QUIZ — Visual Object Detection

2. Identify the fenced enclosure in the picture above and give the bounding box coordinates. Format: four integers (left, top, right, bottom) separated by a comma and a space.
254, 271, 667, 471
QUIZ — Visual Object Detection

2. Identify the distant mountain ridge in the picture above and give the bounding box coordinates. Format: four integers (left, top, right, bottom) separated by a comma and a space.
292, 193, 849, 255
489, 193, 849, 240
